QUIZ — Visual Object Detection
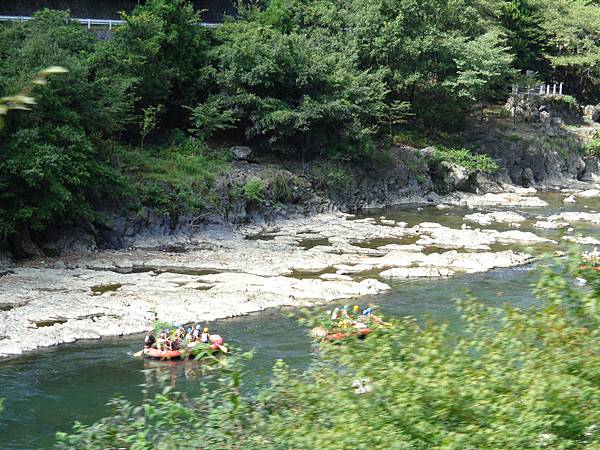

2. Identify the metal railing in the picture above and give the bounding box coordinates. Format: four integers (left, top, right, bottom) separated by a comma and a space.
512, 83, 565, 97
0, 15, 219, 29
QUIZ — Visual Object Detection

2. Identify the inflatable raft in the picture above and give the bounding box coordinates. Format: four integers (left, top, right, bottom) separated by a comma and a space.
311, 326, 371, 342
324, 328, 371, 341
142, 335, 225, 360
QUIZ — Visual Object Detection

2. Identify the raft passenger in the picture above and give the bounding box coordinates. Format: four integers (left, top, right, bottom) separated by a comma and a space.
192, 324, 201, 340
144, 331, 155, 349
201, 327, 210, 344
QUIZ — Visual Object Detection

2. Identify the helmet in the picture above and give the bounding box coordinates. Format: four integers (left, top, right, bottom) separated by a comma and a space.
187, 327, 192, 332
342, 305, 349, 310
353, 305, 360, 312
203, 327, 209, 332
196, 324, 201, 330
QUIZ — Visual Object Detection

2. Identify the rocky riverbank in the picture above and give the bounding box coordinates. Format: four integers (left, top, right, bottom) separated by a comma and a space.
2, 183, 600, 357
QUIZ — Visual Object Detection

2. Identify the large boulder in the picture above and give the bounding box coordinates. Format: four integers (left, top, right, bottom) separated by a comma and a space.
439, 161, 471, 192
231, 146, 252, 161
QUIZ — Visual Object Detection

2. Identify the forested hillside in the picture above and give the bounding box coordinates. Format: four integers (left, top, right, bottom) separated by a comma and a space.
1, 0, 600, 253
0, 0, 236, 22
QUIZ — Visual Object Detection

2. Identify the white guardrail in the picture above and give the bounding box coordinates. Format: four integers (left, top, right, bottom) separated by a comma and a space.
0, 15, 220, 29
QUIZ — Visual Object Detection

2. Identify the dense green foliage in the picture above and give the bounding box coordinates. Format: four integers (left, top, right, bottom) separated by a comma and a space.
2, 0, 600, 245
0, 10, 133, 239
56, 254, 600, 448
431, 147, 499, 173
583, 140, 600, 158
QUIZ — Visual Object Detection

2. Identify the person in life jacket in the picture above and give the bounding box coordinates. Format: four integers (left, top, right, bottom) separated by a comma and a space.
144, 331, 155, 349
192, 324, 201, 340
184, 327, 193, 341
156, 332, 168, 351
201, 327, 210, 344
341, 305, 350, 318
330, 307, 340, 320
173, 325, 183, 341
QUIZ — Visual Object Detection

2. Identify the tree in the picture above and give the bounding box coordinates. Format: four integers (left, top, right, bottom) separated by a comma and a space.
501, 0, 549, 75
344, 0, 514, 129
100, 0, 211, 131
206, 16, 387, 159
0, 10, 133, 243
540, 0, 600, 101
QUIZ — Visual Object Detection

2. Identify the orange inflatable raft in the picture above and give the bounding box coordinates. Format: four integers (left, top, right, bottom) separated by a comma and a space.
142, 335, 225, 360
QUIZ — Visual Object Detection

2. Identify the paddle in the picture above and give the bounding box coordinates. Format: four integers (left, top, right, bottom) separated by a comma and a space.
133, 349, 144, 357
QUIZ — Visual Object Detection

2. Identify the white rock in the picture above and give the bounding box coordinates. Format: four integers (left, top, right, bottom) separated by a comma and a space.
464, 211, 527, 225
333, 264, 374, 274
320, 273, 353, 281
575, 189, 600, 198
379, 267, 454, 278
564, 195, 577, 204
494, 230, 554, 244
376, 244, 425, 252
534, 221, 569, 230
418, 222, 443, 228
563, 235, 600, 245
548, 212, 600, 224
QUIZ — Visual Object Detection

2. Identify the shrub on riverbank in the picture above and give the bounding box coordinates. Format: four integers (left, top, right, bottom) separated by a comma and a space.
431, 147, 499, 173
56, 254, 600, 449
114, 140, 231, 218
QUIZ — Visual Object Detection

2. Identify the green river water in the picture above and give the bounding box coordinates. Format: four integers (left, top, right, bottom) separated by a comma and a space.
0, 192, 598, 449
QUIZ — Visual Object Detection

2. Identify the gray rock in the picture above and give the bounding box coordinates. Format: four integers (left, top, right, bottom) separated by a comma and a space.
592, 105, 600, 123
419, 146, 436, 157
440, 161, 471, 192
521, 167, 535, 187
231, 146, 252, 161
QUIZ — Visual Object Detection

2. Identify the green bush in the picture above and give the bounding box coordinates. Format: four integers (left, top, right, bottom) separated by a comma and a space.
0, 9, 134, 239
206, 18, 387, 159
57, 254, 600, 449
431, 147, 499, 173
310, 162, 352, 191
243, 178, 266, 205
267, 173, 295, 204
115, 140, 231, 217
583, 140, 600, 158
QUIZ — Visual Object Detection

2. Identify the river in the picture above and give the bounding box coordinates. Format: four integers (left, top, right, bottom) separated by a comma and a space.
0, 191, 599, 449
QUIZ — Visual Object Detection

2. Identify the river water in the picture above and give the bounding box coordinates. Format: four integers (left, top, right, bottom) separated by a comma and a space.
0, 192, 598, 449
